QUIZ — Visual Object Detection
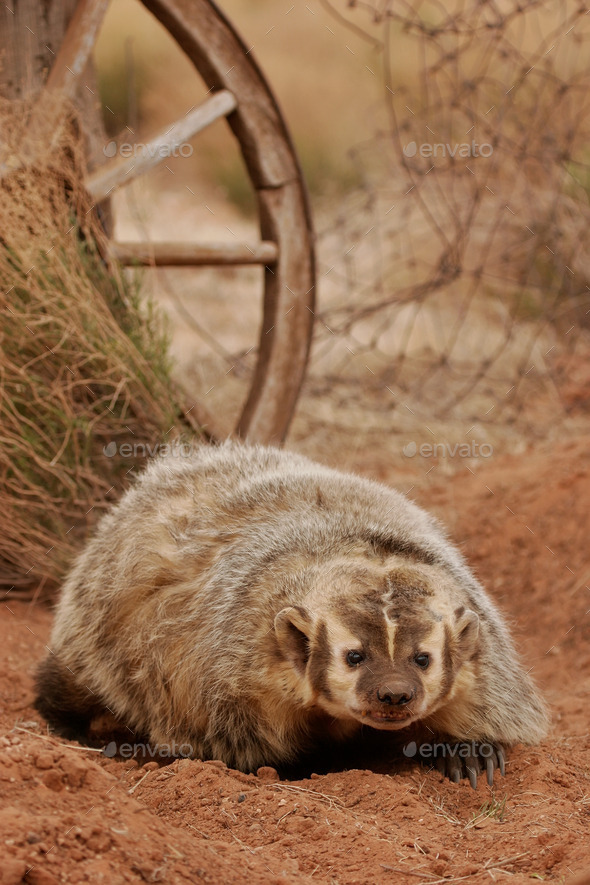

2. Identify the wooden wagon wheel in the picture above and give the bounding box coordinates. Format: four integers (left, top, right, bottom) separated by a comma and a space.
46, 0, 316, 445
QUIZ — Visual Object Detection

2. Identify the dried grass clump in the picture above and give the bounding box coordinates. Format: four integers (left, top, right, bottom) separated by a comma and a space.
0, 97, 187, 600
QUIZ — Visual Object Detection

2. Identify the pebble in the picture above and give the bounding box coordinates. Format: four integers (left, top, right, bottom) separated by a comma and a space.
256, 766, 279, 782
0, 858, 28, 885
34, 752, 54, 771
41, 770, 63, 792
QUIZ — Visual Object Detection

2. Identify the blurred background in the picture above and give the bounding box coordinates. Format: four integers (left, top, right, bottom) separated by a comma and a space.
95, 0, 590, 473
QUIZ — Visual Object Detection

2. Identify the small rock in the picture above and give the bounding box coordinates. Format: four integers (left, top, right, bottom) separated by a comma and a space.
142, 761, 159, 772
457, 865, 479, 877
256, 766, 279, 782
0, 858, 28, 885
86, 832, 112, 853
34, 752, 54, 771
60, 754, 88, 788
41, 770, 63, 792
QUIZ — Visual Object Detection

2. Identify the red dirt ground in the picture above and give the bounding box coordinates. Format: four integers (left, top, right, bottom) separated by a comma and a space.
1, 436, 590, 884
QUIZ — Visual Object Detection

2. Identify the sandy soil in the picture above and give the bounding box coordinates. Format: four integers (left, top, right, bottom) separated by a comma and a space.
2, 435, 590, 884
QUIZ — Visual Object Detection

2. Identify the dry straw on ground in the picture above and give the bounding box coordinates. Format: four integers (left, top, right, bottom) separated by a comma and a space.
0, 96, 186, 600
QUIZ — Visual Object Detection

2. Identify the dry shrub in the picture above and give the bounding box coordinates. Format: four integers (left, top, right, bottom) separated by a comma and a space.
143, 2, 590, 459
0, 96, 188, 600
307, 1, 590, 429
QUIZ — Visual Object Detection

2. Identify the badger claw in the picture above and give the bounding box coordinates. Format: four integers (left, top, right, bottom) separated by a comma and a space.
458, 741, 505, 789
486, 756, 495, 787
449, 762, 461, 783
466, 762, 478, 790
418, 740, 506, 789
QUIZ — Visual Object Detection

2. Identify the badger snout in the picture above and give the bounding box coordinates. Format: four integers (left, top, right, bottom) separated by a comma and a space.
376, 685, 415, 706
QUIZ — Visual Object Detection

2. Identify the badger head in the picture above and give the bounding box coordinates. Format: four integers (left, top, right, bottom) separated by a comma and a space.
273, 559, 480, 730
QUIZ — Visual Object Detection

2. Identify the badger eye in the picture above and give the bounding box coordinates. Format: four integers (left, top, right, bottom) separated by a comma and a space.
414, 653, 430, 669
346, 650, 364, 667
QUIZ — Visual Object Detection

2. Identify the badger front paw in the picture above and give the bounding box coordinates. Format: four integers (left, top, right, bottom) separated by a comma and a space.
435, 741, 505, 789
405, 738, 506, 788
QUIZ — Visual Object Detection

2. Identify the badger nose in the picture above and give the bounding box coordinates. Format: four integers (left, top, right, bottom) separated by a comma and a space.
377, 687, 414, 706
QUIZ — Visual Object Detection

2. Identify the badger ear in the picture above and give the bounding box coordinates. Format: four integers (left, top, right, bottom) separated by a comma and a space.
274, 606, 312, 674
454, 607, 479, 658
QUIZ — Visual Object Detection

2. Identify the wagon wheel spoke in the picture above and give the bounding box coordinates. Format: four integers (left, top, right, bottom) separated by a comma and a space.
110, 241, 278, 267
43, 0, 111, 97
84, 89, 237, 201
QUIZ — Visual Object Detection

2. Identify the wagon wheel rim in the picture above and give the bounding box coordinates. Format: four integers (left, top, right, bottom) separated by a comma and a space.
141, 0, 316, 445
50, 0, 316, 445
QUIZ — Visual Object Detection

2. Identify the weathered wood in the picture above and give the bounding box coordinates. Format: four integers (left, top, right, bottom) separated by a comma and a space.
44, 0, 111, 97
0, 0, 107, 154
140, 0, 317, 444
111, 240, 278, 266
12, 0, 111, 173
235, 181, 315, 444
141, 0, 300, 190
0, 0, 111, 218
0, 0, 79, 100
84, 89, 237, 200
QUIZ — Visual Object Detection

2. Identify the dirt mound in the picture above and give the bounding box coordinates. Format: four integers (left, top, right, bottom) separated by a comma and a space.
0, 737, 284, 884
1, 437, 589, 883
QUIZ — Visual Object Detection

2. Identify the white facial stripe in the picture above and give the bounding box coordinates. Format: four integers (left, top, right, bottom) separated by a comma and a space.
383, 607, 398, 660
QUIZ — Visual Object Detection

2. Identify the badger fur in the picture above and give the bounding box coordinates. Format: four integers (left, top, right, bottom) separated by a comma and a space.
35, 442, 548, 783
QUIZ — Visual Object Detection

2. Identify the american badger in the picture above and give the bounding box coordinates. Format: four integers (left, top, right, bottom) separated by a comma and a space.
35, 442, 548, 786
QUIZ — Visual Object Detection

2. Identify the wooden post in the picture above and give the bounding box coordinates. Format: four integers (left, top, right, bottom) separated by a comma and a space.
0, 1, 80, 100
0, 0, 112, 176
